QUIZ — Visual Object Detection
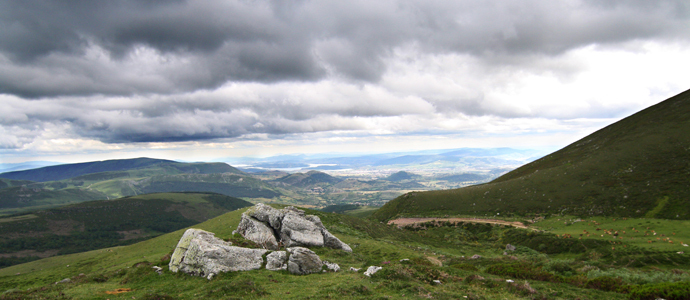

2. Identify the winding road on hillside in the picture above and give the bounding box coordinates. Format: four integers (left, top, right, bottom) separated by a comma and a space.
388, 217, 529, 229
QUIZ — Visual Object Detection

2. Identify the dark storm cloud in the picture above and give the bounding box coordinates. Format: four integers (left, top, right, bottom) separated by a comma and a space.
0, 0, 687, 98
0, 0, 688, 147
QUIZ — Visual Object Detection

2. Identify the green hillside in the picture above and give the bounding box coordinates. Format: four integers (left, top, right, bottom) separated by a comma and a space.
0, 187, 107, 215
0, 158, 243, 183
275, 170, 343, 188
0, 159, 282, 215
373, 89, 690, 222
0, 192, 251, 268
4, 205, 690, 299
0, 179, 34, 189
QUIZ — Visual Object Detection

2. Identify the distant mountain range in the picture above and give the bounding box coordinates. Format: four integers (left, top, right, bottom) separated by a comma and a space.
0, 161, 61, 174
222, 147, 545, 172
0, 157, 242, 182
373, 88, 690, 221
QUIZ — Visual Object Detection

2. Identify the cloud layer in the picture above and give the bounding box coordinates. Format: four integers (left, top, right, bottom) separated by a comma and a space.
0, 0, 688, 157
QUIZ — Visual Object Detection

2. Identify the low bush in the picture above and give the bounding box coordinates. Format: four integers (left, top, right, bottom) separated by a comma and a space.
450, 263, 479, 271
628, 281, 690, 300
585, 276, 629, 293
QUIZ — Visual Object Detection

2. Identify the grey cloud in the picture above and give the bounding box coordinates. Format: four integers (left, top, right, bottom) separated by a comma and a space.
0, 0, 687, 97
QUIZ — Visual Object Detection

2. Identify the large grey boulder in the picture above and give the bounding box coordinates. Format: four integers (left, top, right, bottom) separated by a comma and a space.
236, 216, 280, 250
266, 251, 288, 271
244, 203, 284, 230
169, 229, 268, 277
237, 204, 352, 252
281, 212, 325, 247
287, 247, 323, 275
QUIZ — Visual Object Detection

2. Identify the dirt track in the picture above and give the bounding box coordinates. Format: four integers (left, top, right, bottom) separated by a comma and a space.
388, 217, 529, 229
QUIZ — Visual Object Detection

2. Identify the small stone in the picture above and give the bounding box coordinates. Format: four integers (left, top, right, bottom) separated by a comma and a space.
433, 280, 442, 284
349, 267, 361, 272
55, 278, 70, 284
469, 254, 482, 260
363, 266, 382, 277
505, 244, 516, 251
323, 261, 340, 272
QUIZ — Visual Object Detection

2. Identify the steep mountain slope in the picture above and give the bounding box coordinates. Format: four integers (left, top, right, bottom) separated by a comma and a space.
0, 192, 252, 267
373, 89, 690, 221
0, 158, 243, 182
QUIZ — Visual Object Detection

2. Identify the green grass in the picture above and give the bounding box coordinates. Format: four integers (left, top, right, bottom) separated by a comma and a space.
342, 206, 379, 219
373, 89, 690, 222
5, 205, 690, 299
531, 216, 690, 252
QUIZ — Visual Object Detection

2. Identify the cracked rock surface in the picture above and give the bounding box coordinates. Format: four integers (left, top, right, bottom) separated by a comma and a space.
237, 204, 352, 252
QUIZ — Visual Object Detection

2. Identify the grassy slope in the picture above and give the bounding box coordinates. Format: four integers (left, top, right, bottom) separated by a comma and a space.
0, 206, 644, 300
373, 89, 690, 221
0, 193, 252, 266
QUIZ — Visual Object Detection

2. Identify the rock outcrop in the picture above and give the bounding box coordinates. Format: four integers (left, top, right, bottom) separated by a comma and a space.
236, 204, 351, 252
170, 229, 342, 277
169, 229, 268, 278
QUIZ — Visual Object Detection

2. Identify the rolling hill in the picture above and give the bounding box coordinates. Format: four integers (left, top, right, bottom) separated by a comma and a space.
273, 170, 343, 188
0, 192, 252, 267
373, 88, 690, 221
0, 158, 243, 182
0, 158, 284, 215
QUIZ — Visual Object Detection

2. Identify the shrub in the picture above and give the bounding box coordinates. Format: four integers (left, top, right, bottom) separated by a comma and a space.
585, 276, 628, 293
450, 263, 479, 271
543, 259, 576, 276
628, 281, 690, 300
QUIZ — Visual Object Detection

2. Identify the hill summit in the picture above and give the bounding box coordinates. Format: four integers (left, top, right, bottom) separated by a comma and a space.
374, 88, 690, 221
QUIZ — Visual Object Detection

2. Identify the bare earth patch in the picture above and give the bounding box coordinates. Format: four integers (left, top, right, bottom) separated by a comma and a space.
388, 217, 529, 229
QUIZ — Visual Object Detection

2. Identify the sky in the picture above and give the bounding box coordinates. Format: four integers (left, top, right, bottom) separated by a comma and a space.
0, 0, 689, 164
